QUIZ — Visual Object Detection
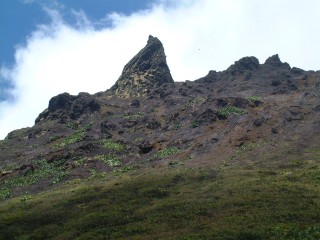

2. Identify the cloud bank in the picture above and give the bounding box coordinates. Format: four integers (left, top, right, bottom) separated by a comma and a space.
1, 0, 320, 139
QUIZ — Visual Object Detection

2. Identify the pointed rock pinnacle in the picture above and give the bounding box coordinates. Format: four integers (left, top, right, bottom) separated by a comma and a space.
111, 35, 174, 97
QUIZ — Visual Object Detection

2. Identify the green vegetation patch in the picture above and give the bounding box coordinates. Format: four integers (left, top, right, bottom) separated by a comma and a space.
169, 124, 182, 131
96, 154, 122, 167
185, 97, 205, 108
0, 188, 11, 199
190, 119, 200, 128
156, 147, 182, 158
0, 163, 319, 239
247, 96, 262, 102
101, 139, 125, 152
66, 121, 79, 130
49, 135, 62, 143
0, 159, 67, 199
52, 122, 93, 148
217, 106, 247, 119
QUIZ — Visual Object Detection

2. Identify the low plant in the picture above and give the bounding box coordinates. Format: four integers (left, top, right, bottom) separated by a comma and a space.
156, 147, 181, 158
101, 139, 125, 152
73, 158, 86, 167
190, 120, 200, 128
97, 154, 122, 167
0, 188, 11, 199
247, 96, 262, 102
20, 194, 32, 202
217, 106, 247, 119
1, 159, 67, 192
169, 124, 182, 130
52, 122, 93, 148
168, 161, 179, 166
185, 97, 205, 108
49, 135, 62, 143
66, 122, 78, 130
133, 137, 144, 144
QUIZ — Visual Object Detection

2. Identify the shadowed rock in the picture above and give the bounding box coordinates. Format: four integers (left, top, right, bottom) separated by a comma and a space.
111, 35, 174, 97
264, 54, 290, 69
227, 56, 260, 75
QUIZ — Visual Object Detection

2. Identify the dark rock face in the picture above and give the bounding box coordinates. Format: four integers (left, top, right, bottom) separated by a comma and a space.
227, 56, 260, 75
111, 35, 174, 97
70, 93, 100, 120
35, 92, 100, 123
264, 54, 290, 69
196, 70, 218, 83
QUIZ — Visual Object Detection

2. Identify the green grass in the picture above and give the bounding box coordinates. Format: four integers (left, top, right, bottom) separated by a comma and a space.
0, 161, 319, 239
189, 119, 200, 128
156, 147, 182, 158
0, 159, 67, 199
169, 124, 182, 131
247, 96, 262, 102
66, 121, 79, 130
96, 154, 122, 167
52, 122, 93, 148
217, 106, 247, 119
185, 97, 205, 108
101, 139, 125, 152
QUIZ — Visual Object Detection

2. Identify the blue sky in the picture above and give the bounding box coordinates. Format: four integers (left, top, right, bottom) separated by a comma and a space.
1, 0, 320, 139
0, 0, 151, 65
0, 0, 152, 101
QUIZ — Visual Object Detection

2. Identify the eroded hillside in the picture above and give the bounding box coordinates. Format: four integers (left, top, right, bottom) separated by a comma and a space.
1, 35, 320, 197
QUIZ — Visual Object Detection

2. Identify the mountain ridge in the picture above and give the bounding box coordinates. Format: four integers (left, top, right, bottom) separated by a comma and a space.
0, 35, 320, 239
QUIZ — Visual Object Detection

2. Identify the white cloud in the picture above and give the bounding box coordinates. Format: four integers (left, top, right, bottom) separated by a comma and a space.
1, 0, 320, 139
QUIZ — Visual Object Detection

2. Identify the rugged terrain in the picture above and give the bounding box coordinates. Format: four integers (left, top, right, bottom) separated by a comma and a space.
0, 35, 319, 239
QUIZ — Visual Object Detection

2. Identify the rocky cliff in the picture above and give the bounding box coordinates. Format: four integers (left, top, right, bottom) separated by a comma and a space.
0, 35, 320, 197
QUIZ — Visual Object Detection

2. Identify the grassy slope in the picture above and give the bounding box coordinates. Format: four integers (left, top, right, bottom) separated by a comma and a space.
0, 150, 320, 240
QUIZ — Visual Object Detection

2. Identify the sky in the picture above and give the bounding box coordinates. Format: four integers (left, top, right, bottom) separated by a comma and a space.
1, 0, 320, 139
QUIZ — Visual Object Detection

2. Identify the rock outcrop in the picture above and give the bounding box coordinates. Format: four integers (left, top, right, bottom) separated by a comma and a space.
111, 35, 174, 97
1, 35, 320, 201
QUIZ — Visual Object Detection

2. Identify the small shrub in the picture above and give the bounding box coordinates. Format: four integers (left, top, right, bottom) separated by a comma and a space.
1, 159, 67, 191
0, 188, 11, 199
156, 147, 181, 158
185, 97, 205, 108
88, 169, 97, 178
20, 194, 32, 202
49, 135, 62, 143
101, 139, 125, 152
52, 131, 85, 148
169, 124, 182, 130
217, 106, 247, 119
51, 123, 93, 148
246, 96, 262, 102
97, 155, 122, 167
190, 120, 200, 128
168, 161, 179, 166
73, 158, 86, 166
133, 137, 144, 144
66, 122, 78, 130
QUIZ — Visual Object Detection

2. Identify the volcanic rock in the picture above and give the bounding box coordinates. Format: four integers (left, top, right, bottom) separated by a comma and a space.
111, 35, 174, 97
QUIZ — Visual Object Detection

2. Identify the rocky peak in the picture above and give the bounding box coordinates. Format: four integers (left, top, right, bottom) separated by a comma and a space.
264, 54, 291, 69
227, 56, 260, 75
111, 35, 174, 97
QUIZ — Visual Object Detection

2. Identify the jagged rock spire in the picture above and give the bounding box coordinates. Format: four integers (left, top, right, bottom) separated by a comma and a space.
264, 54, 291, 69
111, 35, 174, 97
